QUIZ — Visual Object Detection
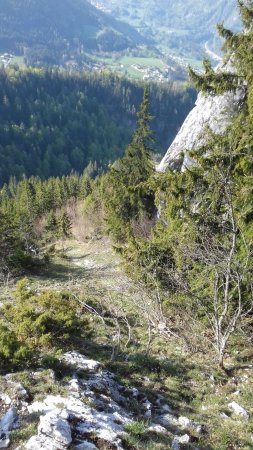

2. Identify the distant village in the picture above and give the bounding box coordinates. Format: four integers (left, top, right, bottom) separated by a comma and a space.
131, 63, 175, 82
0, 51, 180, 82
67, 58, 176, 82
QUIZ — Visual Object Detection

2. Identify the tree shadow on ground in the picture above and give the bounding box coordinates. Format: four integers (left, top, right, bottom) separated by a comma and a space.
32, 258, 120, 288
34, 261, 87, 282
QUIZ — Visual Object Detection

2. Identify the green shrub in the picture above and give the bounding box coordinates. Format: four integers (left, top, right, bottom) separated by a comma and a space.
0, 323, 31, 370
9, 423, 37, 445
8, 247, 33, 271
4, 279, 87, 349
124, 420, 147, 436
0, 279, 89, 370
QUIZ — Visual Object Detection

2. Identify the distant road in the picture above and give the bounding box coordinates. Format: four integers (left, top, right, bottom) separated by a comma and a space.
204, 42, 222, 62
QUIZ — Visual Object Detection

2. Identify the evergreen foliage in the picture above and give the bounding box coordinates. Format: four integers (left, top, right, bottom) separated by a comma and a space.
0, 210, 32, 282
0, 67, 195, 185
104, 86, 156, 241
0, 279, 88, 370
59, 211, 72, 238
45, 211, 59, 239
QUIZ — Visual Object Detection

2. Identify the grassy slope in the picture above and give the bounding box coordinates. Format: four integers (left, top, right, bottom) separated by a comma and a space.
1, 229, 252, 449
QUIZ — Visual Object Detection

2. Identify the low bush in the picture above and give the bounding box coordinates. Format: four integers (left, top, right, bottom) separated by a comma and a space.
0, 278, 89, 371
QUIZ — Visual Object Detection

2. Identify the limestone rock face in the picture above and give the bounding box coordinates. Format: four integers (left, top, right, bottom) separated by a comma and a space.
157, 63, 244, 172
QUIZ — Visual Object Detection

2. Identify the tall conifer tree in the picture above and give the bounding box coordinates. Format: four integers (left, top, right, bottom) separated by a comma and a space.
104, 86, 156, 241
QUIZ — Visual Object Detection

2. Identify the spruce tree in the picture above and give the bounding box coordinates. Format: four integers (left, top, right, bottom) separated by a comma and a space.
188, 1, 253, 94
105, 86, 156, 241
59, 211, 72, 238
45, 210, 59, 239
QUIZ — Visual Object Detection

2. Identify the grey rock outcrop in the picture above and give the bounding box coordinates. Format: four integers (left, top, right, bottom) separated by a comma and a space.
75, 443, 98, 450
61, 351, 101, 372
157, 63, 244, 172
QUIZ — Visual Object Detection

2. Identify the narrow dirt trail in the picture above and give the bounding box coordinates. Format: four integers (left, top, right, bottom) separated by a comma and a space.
31, 237, 133, 295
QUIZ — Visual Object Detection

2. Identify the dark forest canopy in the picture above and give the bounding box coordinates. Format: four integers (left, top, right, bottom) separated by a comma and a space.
0, 67, 196, 185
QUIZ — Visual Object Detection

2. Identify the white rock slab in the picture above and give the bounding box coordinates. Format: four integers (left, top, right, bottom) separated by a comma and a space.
25, 409, 72, 450
62, 351, 101, 371
25, 434, 59, 450
228, 401, 249, 420
157, 89, 242, 172
0, 438, 10, 449
38, 410, 72, 447
178, 416, 203, 433
156, 413, 179, 427
0, 394, 11, 406
148, 424, 168, 434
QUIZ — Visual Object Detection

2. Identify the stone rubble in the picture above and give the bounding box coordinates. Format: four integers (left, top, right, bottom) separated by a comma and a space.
24, 352, 134, 449
0, 351, 250, 450
178, 416, 203, 434
155, 412, 203, 436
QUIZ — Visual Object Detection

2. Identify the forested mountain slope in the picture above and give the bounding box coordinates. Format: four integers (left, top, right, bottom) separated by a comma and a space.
0, 0, 146, 66
0, 67, 195, 184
